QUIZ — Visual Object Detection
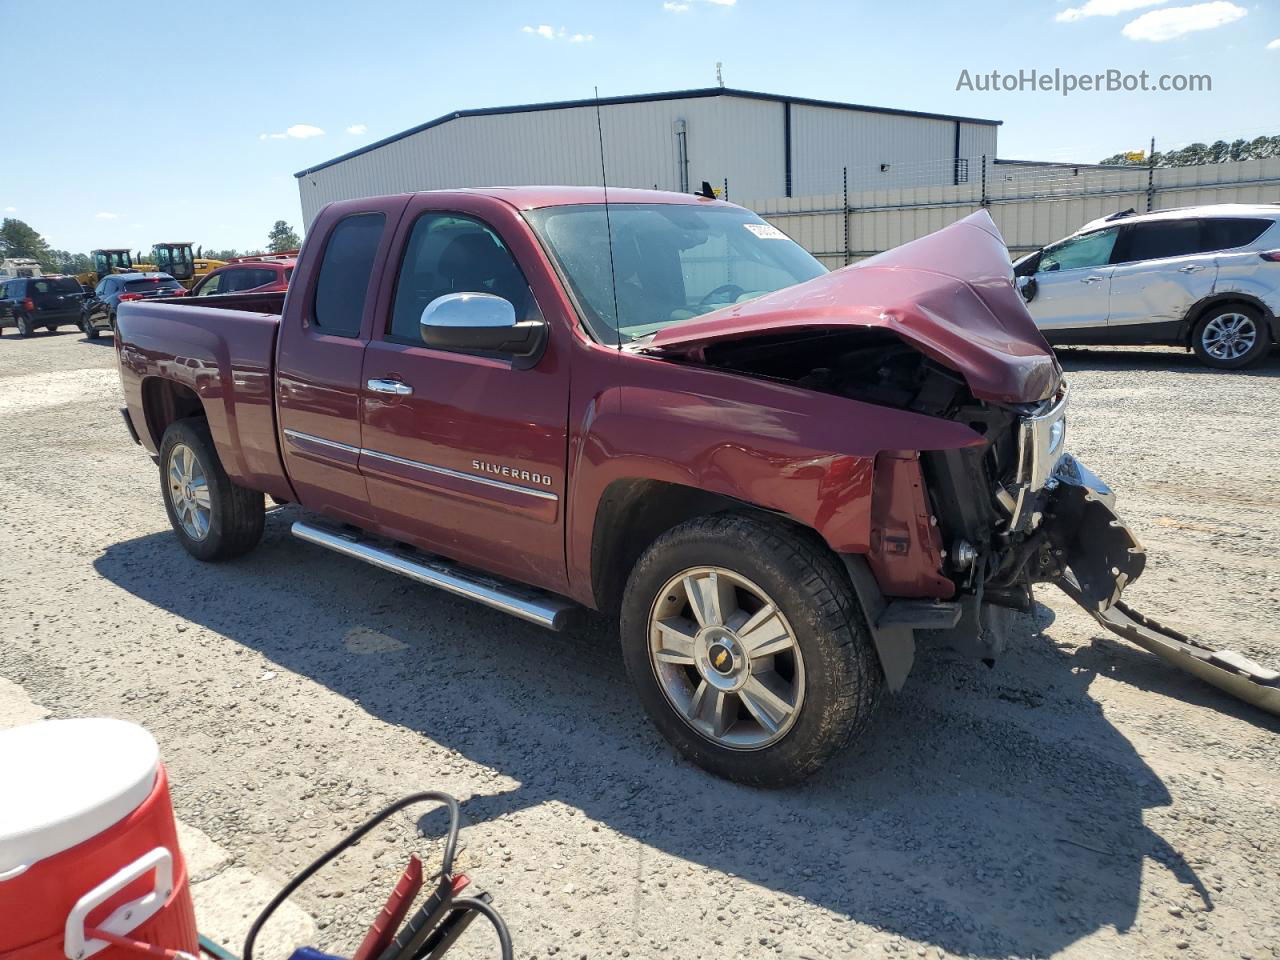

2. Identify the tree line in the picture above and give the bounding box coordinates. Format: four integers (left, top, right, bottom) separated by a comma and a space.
0, 218, 302, 273
1101, 135, 1280, 167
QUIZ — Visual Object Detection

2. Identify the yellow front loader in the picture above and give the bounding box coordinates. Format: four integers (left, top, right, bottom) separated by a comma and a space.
151, 243, 226, 289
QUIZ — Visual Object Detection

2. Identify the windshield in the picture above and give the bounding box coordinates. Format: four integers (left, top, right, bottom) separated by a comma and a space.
526, 203, 826, 343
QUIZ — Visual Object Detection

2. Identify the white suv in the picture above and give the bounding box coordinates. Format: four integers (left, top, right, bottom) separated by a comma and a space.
1014, 204, 1280, 368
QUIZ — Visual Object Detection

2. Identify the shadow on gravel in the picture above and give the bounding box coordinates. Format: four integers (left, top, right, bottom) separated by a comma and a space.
96, 512, 1218, 958
1056, 345, 1280, 376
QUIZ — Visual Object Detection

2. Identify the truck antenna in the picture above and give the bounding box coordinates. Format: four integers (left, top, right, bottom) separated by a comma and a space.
594, 86, 622, 350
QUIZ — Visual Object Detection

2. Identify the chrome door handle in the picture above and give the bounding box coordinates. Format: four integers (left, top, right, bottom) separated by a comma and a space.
1081, 275, 1106, 284
1177, 264, 1204, 273
367, 378, 413, 396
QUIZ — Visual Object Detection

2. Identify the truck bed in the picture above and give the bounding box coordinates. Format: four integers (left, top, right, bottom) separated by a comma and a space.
115, 293, 294, 503
156, 290, 287, 316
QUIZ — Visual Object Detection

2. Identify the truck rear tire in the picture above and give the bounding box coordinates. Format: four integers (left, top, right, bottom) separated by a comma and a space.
619, 513, 883, 786
159, 418, 264, 562
16, 315, 32, 338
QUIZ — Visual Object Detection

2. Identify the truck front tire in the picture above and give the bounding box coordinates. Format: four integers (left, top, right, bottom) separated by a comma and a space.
620, 513, 883, 786
159, 418, 264, 562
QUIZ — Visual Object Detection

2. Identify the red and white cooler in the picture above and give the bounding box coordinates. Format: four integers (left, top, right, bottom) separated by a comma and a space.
0, 719, 199, 960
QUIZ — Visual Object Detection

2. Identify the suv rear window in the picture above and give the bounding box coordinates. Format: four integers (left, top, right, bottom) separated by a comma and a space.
1115, 221, 1202, 263
124, 278, 183, 292
1202, 218, 1272, 251
33, 278, 83, 294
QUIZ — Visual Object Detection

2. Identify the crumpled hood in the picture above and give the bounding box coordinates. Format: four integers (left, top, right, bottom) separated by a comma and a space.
645, 210, 1061, 405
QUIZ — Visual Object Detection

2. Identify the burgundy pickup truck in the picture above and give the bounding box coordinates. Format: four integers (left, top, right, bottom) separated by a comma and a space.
114, 187, 1278, 785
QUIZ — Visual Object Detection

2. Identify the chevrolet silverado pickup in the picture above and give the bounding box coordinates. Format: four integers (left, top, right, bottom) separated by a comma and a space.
114, 188, 1280, 785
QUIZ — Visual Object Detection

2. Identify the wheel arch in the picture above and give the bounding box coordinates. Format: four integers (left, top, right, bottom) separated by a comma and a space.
589, 478, 781, 614
1182, 293, 1278, 346
140, 377, 205, 449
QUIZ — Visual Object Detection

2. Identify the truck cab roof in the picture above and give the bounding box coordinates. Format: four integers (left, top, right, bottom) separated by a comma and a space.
324, 185, 729, 216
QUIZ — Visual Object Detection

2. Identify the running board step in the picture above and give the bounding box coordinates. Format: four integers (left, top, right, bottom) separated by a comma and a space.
291, 520, 578, 631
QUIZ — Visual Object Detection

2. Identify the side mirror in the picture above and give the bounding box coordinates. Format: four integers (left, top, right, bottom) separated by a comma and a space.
419, 292, 546, 359
1017, 276, 1038, 303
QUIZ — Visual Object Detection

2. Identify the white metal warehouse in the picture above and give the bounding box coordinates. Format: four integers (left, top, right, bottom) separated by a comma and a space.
294, 87, 1000, 226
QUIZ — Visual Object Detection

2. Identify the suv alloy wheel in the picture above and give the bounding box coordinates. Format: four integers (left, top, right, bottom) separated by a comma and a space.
1192, 305, 1270, 369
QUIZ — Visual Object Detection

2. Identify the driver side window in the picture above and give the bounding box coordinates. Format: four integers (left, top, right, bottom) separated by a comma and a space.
388, 213, 533, 343
1038, 228, 1118, 273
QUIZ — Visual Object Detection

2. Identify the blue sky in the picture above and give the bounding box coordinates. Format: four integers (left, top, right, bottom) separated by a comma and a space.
2, 0, 1275, 254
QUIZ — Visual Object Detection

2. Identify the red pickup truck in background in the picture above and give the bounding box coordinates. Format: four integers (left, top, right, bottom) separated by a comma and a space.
114, 187, 1277, 785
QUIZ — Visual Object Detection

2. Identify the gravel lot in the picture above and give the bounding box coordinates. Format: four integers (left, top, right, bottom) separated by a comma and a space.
1, 329, 1278, 960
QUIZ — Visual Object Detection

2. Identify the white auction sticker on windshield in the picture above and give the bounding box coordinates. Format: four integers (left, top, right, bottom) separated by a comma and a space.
743, 223, 787, 240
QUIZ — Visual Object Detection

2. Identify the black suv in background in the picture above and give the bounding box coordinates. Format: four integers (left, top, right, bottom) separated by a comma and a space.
81, 273, 186, 339
0, 276, 85, 337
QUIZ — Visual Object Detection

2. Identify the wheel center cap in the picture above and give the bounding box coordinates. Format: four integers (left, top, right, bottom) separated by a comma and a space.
696, 627, 747, 691
707, 642, 734, 675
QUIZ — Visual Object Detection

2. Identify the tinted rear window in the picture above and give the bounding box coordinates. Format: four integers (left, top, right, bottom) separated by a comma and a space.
1203, 218, 1272, 251
1116, 221, 1202, 263
125, 278, 183, 292
312, 213, 385, 337
33, 278, 83, 294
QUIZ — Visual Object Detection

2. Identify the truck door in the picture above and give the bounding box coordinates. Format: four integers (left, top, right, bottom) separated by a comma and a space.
1106, 219, 1217, 335
357, 199, 571, 594
276, 198, 406, 526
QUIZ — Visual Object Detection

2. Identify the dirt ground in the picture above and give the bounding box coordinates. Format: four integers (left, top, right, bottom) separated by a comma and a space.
1, 329, 1278, 960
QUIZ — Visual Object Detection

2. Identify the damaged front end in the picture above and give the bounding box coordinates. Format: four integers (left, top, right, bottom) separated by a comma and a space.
644, 210, 1280, 716
933, 387, 1280, 715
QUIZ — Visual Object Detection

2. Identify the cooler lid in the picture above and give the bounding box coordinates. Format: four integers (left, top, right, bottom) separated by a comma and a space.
0, 718, 160, 880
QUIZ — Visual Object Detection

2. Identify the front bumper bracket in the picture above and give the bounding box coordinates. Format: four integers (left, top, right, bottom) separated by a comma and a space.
1056, 574, 1280, 716
1046, 454, 1280, 717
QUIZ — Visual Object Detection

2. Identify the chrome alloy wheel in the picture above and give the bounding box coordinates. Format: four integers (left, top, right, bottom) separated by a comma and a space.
167, 442, 211, 541
648, 567, 805, 750
1201, 312, 1257, 362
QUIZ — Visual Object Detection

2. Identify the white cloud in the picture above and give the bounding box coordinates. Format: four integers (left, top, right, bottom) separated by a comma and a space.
258, 123, 325, 141
3, 206, 15, 213
1057, 0, 1167, 22
663, 1, 690, 9
1122, 1, 1245, 40
521, 24, 593, 41
346, 123, 368, 135
1268, 36, 1280, 49
95, 212, 119, 220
